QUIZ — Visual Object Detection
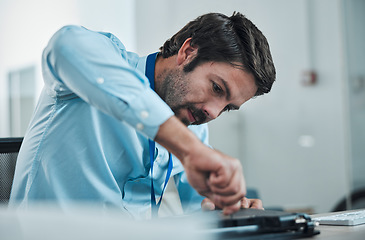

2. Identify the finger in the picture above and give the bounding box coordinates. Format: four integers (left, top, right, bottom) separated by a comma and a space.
201, 198, 216, 211
241, 197, 250, 208
208, 169, 246, 197
187, 172, 211, 198
248, 199, 264, 209
208, 158, 242, 188
212, 190, 245, 209
208, 169, 229, 189
222, 200, 241, 215
208, 172, 245, 209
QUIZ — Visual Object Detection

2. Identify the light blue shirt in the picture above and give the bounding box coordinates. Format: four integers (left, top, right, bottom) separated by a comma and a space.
9, 25, 207, 219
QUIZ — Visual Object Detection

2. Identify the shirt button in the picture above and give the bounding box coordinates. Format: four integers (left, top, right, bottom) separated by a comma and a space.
136, 123, 144, 130
141, 111, 149, 119
97, 77, 104, 84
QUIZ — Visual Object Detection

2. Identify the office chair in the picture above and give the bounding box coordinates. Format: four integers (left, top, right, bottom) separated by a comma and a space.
0, 137, 23, 204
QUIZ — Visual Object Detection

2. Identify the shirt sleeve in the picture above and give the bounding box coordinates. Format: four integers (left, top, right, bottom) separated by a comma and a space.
42, 25, 174, 139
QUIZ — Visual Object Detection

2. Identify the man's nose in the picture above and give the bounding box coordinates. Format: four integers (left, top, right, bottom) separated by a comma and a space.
203, 103, 225, 121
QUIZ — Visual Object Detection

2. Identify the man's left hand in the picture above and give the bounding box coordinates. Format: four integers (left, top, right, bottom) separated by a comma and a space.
201, 197, 263, 211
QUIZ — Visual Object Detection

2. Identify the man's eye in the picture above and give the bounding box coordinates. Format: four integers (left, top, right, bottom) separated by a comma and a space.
213, 82, 223, 94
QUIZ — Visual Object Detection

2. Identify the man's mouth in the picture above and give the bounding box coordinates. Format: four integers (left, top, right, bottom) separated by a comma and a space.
187, 108, 197, 124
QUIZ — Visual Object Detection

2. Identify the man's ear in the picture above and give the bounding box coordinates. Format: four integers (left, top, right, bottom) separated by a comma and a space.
176, 38, 198, 66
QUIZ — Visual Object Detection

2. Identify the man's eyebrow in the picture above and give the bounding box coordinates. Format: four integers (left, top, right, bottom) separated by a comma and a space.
218, 76, 240, 110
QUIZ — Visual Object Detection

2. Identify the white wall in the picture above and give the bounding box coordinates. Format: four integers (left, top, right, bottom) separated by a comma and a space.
0, 0, 136, 137
134, 0, 359, 213
238, 0, 349, 213
343, 0, 365, 190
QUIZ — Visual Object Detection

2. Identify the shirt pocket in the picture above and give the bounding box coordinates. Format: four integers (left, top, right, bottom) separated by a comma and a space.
123, 176, 151, 204
122, 176, 152, 219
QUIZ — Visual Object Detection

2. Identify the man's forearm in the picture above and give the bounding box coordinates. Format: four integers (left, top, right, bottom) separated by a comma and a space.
154, 116, 246, 215
154, 116, 201, 163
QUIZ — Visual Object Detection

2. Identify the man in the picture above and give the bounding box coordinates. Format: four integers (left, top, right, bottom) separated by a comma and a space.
9, 12, 275, 219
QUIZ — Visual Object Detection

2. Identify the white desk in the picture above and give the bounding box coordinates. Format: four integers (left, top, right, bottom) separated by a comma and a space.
306, 211, 365, 240
2, 205, 365, 240
0, 204, 210, 240
304, 224, 365, 240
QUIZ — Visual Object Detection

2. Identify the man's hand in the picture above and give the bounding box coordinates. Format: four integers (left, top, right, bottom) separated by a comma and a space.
201, 197, 264, 211
182, 146, 246, 215
155, 116, 246, 215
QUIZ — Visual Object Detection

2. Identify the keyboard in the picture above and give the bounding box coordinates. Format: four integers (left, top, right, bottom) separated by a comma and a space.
313, 209, 365, 226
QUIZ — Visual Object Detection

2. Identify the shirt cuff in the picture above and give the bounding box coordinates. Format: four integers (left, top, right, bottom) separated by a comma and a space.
117, 87, 174, 139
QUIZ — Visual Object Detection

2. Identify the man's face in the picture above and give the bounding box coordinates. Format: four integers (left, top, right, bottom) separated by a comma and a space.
158, 61, 258, 126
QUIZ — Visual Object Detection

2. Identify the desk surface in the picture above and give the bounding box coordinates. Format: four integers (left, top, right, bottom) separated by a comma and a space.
2, 205, 365, 240
303, 224, 365, 240
304, 210, 365, 240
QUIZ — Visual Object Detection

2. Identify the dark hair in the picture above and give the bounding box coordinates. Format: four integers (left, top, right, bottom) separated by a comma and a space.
159, 12, 276, 96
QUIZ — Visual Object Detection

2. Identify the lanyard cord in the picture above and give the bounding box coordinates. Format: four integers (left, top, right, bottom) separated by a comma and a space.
146, 52, 174, 217
149, 140, 173, 217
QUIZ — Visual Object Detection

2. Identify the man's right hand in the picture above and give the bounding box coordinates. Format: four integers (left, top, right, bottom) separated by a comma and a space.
181, 144, 246, 214
155, 116, 246, 215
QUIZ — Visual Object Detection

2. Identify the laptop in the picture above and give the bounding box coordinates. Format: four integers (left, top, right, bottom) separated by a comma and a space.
202, 208, 320, 239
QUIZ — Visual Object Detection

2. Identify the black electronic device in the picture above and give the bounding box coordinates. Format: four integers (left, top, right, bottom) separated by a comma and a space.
204, 208, 320, 239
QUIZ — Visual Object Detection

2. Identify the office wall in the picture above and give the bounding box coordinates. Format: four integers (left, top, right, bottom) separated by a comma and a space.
0, 0, 136, 137
343, 0, 365, 191
134, 0, 357, 213
1, 0, 74, 136
238, 0, 349, 213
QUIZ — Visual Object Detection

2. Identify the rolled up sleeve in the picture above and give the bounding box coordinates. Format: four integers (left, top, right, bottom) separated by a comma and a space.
42, 25, 174, 139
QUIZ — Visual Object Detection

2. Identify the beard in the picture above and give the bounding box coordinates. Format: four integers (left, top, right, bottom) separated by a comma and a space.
156, 68, 207, 126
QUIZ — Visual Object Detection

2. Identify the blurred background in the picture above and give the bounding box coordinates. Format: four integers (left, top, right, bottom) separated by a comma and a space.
0, 0, 364, 214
